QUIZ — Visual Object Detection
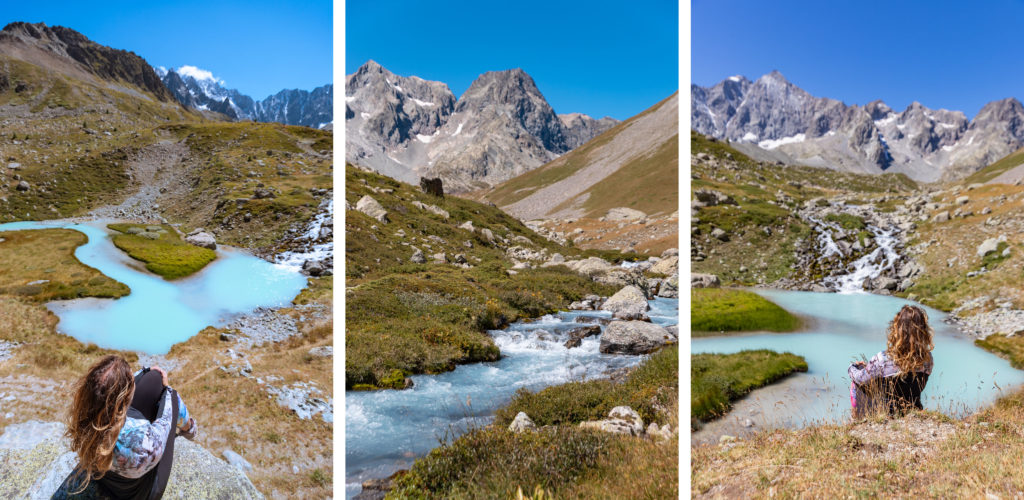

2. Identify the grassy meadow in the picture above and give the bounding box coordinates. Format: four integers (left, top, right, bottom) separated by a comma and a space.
693, 389, 1024, 497
0, 228, 129, 300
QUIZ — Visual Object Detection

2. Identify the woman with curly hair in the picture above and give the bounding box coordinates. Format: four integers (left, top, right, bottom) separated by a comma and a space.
848, 304, 935, 419
57, 355, 198, 499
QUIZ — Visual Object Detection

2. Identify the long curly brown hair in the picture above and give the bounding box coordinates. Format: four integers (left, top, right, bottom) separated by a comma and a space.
66, 355, 135, 491
886, 305, 934, 373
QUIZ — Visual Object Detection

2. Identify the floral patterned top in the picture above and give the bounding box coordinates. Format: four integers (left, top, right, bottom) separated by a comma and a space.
110, 389, 197, 479
848, 350, 933, 386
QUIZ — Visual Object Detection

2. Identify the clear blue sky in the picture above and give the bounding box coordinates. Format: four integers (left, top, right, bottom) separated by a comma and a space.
346, 0, 679, 120
1, 0, 331, 99
693, 0, 1024, 118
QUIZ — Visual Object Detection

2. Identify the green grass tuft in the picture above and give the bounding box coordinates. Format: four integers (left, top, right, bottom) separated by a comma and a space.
494, 345, 678, 427
692, 350, 808, 421
691, 288, 800, 334
389, 426, 619, 499
108, 223, 216, 279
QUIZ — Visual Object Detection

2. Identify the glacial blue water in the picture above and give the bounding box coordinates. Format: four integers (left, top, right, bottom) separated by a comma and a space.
692, 289, 1024, 428
345, 297, 679, 498
0, 220, 307, 354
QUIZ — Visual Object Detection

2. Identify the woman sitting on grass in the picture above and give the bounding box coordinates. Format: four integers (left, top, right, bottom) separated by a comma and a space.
57, 355, 198, 499
848, 305, 935, 419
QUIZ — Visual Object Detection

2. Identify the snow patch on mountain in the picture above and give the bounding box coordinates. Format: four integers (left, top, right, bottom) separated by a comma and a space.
759, 133, 806, 150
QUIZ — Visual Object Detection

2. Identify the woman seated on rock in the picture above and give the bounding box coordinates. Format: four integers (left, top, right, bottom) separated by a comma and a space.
56, 355, 198, 499
848, 305, 934, 419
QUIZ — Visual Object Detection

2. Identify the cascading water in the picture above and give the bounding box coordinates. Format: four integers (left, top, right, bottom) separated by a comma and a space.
345, 297, 679, 498
803, 207, 902, 294
274, 198, 333, 272
825, 225, 900, 293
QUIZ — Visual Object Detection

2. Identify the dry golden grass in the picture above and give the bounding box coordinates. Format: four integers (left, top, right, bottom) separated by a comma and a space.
167, 314, 333, 497
693, 390, 1024, 498
544, 216, 679, 256
0, 229, 129, 300
0, 294, 333, 496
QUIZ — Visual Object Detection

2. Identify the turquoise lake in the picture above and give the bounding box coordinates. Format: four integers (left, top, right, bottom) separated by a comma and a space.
692, 289, 1024, 434
0, 220, 307, 354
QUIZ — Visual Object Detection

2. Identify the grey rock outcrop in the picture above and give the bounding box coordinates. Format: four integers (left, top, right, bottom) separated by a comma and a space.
355, 195, 388, 223
579, 406, 645, 436
691, 273, 721, 288
0, 421, 263, 499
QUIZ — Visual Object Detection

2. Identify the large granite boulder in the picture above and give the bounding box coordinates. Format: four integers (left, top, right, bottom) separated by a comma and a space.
648, 256, 678, 276
600, 285, 650, 320
185, 230, 217, 250
355, 195, 389, 223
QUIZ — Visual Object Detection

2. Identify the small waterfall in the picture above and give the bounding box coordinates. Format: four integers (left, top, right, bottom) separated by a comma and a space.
826, 225, 900, 293
806, 215, 844, 259
274, 198, 334, 271
803, 207, 902, 294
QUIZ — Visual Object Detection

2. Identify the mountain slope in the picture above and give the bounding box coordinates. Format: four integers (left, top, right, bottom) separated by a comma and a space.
481, 92, 678, 220
0, 22, 174, 103
692, 71, 1024, 182
962, 146, 1024, 185
345, 60, 618, 192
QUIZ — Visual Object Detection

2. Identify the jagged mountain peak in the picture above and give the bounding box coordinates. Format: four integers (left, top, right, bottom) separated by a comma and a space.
460, 68, 544, 106
865, 100, 893, 120
345, 61, 619, 192
974, 97, 1024, 122
760, 69, 788, 82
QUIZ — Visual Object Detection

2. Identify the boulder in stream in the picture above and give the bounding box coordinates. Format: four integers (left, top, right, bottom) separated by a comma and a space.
563, 324, 602, 349
599, 321, 672, 354
600, 285, 650, 320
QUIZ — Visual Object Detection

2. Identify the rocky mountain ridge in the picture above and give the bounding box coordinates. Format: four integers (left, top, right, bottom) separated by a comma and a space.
345, 60, 619, 192
692, 71, 1024, 182
0, 22, 174, 102
157, 66, 332, 128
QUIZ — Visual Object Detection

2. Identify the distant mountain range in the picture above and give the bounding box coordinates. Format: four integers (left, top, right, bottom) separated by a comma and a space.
157, 66, 332, 129
692, 71, 1024, 182
345, 60, 619, 192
